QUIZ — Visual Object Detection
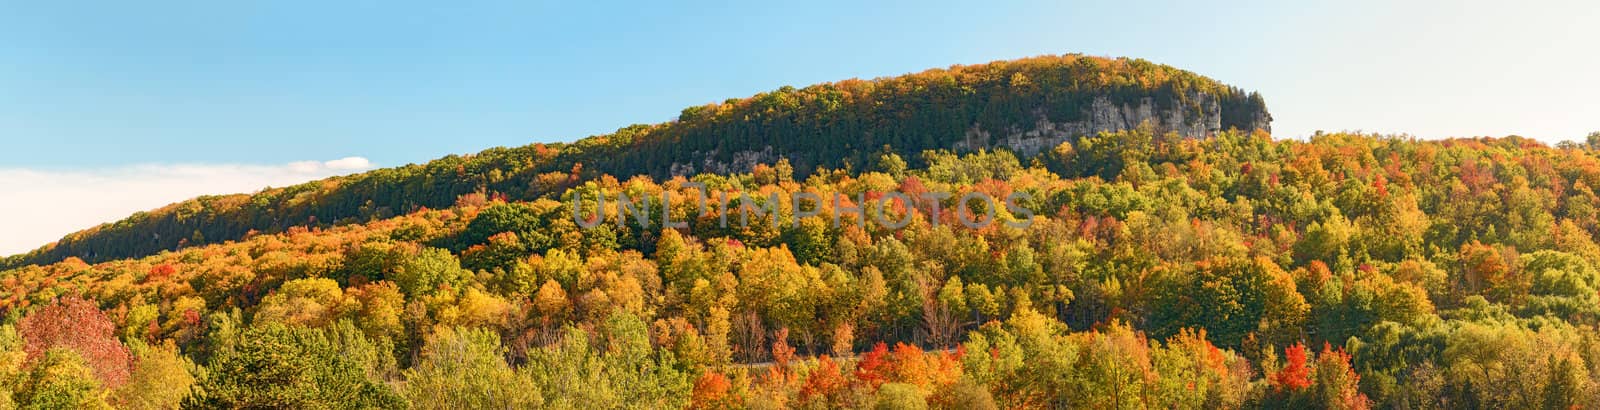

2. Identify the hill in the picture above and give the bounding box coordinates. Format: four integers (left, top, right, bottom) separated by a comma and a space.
6, 125, 1600, 407
0, 54, 1269, 270
4, 46, 1600, 407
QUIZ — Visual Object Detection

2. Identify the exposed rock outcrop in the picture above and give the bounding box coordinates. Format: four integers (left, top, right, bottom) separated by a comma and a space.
956, 94, 1270, 156
669, 147, 781, 177
671, 92, 1270, 176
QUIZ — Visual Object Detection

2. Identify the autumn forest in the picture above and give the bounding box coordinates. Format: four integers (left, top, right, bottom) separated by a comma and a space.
3, 55, 1600, 409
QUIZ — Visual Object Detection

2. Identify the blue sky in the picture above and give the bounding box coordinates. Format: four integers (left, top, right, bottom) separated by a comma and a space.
1, 0, 1598, 254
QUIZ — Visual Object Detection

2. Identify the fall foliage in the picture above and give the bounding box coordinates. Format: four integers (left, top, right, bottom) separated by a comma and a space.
2, 56, 1599, 408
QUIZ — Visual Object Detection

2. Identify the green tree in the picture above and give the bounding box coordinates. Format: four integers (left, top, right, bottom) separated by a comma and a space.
393, 247, 469, 296
112, 340, 196, 410
874, 151, 908, 178
183, 323, 403, 409
874, 383, 927, 410
960, 308, 1079, 408
526, 312, 692, 409
14, 348, 111, 410
403, 327, 542, 409
0, 324, 20, 409
1148, 257, 1308, 348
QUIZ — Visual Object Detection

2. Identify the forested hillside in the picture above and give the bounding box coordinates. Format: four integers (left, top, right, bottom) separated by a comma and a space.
6, 125, 1600, 407
0, 54, 1269, 270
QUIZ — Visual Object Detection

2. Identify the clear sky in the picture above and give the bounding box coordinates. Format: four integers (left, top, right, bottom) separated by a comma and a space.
1, 0, 1598, 255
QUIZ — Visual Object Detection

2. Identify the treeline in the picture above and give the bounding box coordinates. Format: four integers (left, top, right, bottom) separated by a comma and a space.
0, 54, 1269, 270
6, 129, 1600, 408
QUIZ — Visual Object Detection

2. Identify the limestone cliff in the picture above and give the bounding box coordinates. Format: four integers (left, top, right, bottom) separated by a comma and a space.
671, 91, 1271, 176
956, 93, 1271, 156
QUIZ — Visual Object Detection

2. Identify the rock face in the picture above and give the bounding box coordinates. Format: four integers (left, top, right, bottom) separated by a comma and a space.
669, 147, 781, 177
667, 91, 1270, 176
956, 93, 1270, 156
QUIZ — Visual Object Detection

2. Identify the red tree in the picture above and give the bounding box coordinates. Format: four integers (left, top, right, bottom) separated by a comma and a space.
689, 371, 735, 410
1272, 342, 1312, 392
854, 342, 892, 389
798, 355, 848, 404
19, 296, 132, 387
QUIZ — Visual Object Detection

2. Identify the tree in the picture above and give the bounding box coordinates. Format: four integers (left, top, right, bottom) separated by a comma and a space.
1522, 250, 1600, 320
874, 151, 908, 178
526, 312, 692, 409
1152, 328, 1251, 409
1457, 241, 1522, 303
393, 247, 469, 296
463, 231, 529, 274
253, 277, 350, 328
112, 340, 196, 410
14, 348, 112, 410
403, 327, 542, 409
1309, 344, 1370, 410
689, 371, 737, 410
533, 279, 572, 325
1272, 343, 1312, 392
874, 383, 928, 410
345, 281, 407, 342
183, 323, 403, 409
1070, 321, 1155, 408
1147, 257, 1308, 348
1295, 213, 1355, 266
797, 355, 850, 407
0, 324, 20, 409
1311, 272, 1436, 345
943, 378, 998, 410
457, 202, 550, 253
19, 296, 131, 389
959, 308, 1077, 408
782, 217, 835, 267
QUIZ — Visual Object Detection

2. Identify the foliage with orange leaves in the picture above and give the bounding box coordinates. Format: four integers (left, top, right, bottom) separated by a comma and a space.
1273, 343, 1313, 392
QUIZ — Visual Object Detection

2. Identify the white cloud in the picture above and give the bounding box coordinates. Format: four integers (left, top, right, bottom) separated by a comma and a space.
0, 157, 376, 257
324, 156, 372, 170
